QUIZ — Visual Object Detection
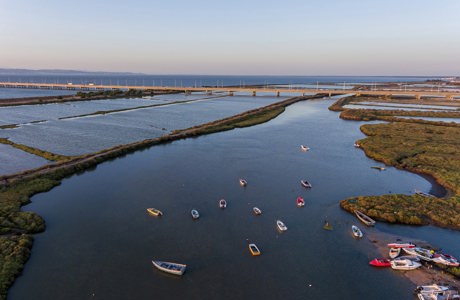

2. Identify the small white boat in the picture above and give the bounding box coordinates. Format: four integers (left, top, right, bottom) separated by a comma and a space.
276, 220, 287, 232
248, 243, 261, 256
371, 166, 386, 171
414, 189, 434, 197
191, 209, 200, 219
300, 145, 310, 151
354, 210, 376, 226
239, 179, 248, 187
432, 253, 460, 267
354, 143, 360, 148
387, 242, 416, 249
415, 284, 449, 294
253, 207, 262, 215
390, 258, 422, 270
300, 180, 312, 188
415, 285, 459, 300
152, 260, 186, 276
351, 225, 363, 238
389, 247, 401, 259
219, 199, 227, 209
146, 208, 163, 217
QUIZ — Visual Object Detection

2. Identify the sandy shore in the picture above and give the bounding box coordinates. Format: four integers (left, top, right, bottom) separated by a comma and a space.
366, 229, 460, 290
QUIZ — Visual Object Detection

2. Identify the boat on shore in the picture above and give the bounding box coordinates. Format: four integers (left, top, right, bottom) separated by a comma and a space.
351, 225, 363, 238
389, 247, 401, 259
300, 145, 310, 151
219, 199, 227, 209
300, 180, 312, 188
390, 258, 422, 270
248, 243, 261, 256
152, 260, 186, 276
371, 166, 386, 171
369, 258, 391, 267
276, 220, 287, 232
239, 179, 247, 187
415, 284, 459, 300
253, 207, 262, 215
354, 143, 360, 148
296, 196, 305, 207
432, 253, 459, 267
403, 247, 434, 261
414, 189, 435, 197
146, 208, 163, 217
191, 209, 200, 219
387, 242, 416, 249
354, 210, 376, 226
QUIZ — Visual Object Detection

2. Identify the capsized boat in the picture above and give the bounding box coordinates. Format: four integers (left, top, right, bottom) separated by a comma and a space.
369, 258, 391, 267
432, 253, 459, 267
239, 179, 248, 187
276, 220, 287, 232
152, 260, 186, 276
147, 208, 163, 217
390, 258, 422, 270
354, 210, 376, 226
387, 242, 416, 249
253, 207, 262, 215
389, 247, 401, 259
300, 180, 312, 188
191, 209, 200, 220
248, 243, 261, 256
300, 145, 310, 151
296, 196, 305, 207
351, 225, 363, 238
219, 199, 227, 209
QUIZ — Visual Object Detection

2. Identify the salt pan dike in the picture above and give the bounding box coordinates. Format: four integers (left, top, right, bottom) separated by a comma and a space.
0, 94, 290, 160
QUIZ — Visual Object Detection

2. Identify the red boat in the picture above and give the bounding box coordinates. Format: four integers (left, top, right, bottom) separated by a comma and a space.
387, 242, 415, 249
296, 197, 305, 207
369, 258, 391, 267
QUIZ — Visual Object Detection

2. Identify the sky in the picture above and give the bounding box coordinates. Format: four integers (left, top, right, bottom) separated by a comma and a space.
1, 0, 459, 75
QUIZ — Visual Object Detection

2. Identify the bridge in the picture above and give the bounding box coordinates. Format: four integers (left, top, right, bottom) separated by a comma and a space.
0, 82, 459, 100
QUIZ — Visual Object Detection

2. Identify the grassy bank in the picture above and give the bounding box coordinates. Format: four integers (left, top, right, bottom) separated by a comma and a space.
0, 94, 321, 299
0, 138, 71, 162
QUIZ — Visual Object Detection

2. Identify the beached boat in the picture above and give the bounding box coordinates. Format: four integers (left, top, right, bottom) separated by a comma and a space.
387, 242, 416, 249
397, 255, 420, 262
432, 253, 460, 267
389, 247, 401, 259
248, 243, 261, 256
354, 210, 376, 226
300, 180, 312, 188
253, 207, 262, 215
191, 209, 200, 220
351, 225, 363, 238
219, 199, 227, 209
239, 179, 247, 187
146, 208, 163, 217
300, 145, 310, 151
296, 196, 305, 207
371, 166, 386, 171
152, 260, 186, 276
412, 247, 435, 261
369, 258, 391, 267
414, 189, 434, 197
390, 258, 422, 270
354, 143, 360, 148
416, 285, 459, 300
276, 220, 287, 232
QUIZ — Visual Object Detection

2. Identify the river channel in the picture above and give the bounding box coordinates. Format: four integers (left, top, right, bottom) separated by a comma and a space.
9, 97, 460, 300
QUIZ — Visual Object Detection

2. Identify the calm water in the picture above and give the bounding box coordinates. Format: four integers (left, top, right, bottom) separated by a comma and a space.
0, 143, 50, 174
0, 88, 76, 99
10, 98, 459, 300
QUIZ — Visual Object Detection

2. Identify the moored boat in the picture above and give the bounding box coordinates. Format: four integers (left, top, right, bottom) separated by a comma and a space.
390, 258, 422, 270
351, 225, 363, 238
323, 221, 333, 231
300, 145, 310, 151
296, 196, 305, 207
147, 208, 163, 217
387, 242, 416, 249
219, 199, 227, 209
248, 243, 261, 256
300, 180, 312, 188
152, 260, 186, 276
432, 253, 459, 267
191, 209, 200, 219
253, 207, 262, 215
276, 220, 287, 232
369, 258, 391, 267
354, 210, 376, 226
239, 179, 248, 187
389, 247, 401, 259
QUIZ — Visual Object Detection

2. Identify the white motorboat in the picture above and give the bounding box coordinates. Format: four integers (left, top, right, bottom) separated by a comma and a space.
239, 179, 248, 187
390, 258, 422, 270
387, 242, 416, 249
276, 220, 287, 232
432, 253, 459, 267
191, 209, 200, 219
300, 180, 312, 188
354, 143, 360, 148
252, 207, 262, 215
152, 260, 186, 276
389, 247, 401, 259
351, 225, 363, 238
219, 199, 227, 209
300, 145, 310, 151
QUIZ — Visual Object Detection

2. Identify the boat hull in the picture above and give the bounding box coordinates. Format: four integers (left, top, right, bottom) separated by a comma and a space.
354, 210, 376, 226
152, 260, 186, 276
249, 243, 261, 256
